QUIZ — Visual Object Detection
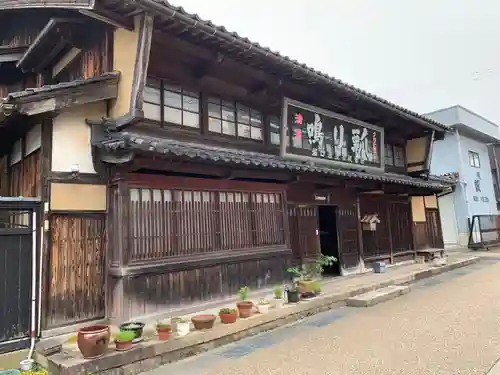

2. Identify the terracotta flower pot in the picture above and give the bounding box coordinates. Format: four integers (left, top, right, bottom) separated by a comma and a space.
156, 327, 172, 341
115, 340, 133, 351
77, 324, 110, 359
237, 301, 254, 318
191, 314, 216, 330
219, 311, 238, 324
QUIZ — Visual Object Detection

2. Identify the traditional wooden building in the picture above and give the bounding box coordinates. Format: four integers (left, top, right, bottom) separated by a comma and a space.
0, 0, 449, 331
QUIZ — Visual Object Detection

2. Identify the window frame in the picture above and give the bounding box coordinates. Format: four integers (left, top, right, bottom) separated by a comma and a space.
207, 96, 264, 142
384, 143, 406, 170
143, 78, 202, 130
468, 151, 481, 168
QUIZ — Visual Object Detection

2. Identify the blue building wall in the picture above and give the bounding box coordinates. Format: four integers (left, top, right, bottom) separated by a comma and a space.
426, 106, 499, 244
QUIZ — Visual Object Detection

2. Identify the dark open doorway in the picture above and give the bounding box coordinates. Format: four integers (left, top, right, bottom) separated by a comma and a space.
318, 205, 341, 276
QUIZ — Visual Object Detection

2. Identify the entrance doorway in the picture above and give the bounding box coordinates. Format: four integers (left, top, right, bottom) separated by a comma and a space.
318, 205, 341, 276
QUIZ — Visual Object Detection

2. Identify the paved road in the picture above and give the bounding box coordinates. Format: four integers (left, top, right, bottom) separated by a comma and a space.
146, 257, 500, 375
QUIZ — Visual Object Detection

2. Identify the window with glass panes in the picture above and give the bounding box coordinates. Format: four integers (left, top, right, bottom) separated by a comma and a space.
385, 144, 405, 168
468, 151, 480, 168
143, 80, 200, 128
269, 116, 290, 146
208, 96, 263, 140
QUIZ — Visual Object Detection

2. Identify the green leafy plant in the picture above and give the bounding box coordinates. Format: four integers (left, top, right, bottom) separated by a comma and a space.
286, 266, 304, 279
156, 321, 171, 329
273, 285, 283, 299
287, 254, 337, 281
219, 307, 237, 314
238, 286, 250, 301
115, 330, 135, 343
311, 281, 321, 294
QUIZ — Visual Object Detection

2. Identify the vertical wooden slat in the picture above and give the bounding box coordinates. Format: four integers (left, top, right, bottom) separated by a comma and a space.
47, 215, 105, 328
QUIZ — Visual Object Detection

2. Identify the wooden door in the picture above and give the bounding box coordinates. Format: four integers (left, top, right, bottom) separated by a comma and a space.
288, 204, 320, 262
46, 215, 106, 328
425, 209, 444, 249
337, 204, 360, 269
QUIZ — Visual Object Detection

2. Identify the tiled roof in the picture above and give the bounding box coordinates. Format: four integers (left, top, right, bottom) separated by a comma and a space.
132, 0, 450, 132
96, 132, 447, 191
428, 173, 459, 185
3, 71, 120, 101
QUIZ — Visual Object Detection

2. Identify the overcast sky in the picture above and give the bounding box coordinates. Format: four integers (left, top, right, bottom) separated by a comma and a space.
172, 0, 500, 124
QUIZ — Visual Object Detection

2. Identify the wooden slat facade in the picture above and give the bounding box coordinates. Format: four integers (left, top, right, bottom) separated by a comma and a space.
46, 214, 106, 328
414, 208, 444, 250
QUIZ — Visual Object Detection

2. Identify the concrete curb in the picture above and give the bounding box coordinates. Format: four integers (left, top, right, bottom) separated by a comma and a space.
41, 256, 480, 375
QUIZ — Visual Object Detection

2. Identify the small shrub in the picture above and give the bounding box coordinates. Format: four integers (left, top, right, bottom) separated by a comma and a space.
238, 286, 250, 301
273, 285, 283, 299
219, 307, 237, 314
311, 281, 321, 294
115, 330, 135, 343
156, 321, 171, 329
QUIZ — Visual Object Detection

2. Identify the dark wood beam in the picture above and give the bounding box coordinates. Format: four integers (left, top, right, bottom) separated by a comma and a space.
16, 80, 119, 116
130, 13, 154, 115
79, 7, 134, 30
194, 52, 225, 80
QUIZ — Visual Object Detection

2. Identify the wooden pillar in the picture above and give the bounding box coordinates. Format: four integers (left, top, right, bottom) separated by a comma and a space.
355, 195, 364, 268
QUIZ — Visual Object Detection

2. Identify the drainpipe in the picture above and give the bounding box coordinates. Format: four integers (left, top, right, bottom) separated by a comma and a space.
37, 225, 44, 338
27, 210, 37, 363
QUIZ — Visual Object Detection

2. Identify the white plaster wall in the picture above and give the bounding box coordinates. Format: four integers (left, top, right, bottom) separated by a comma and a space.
51, 102, 106, 173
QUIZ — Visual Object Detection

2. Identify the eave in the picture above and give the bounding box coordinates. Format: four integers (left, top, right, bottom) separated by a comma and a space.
92, 130, 448, 192
17, 18, 85, 72
0, 0, 94, 11
0, 71, 120, 118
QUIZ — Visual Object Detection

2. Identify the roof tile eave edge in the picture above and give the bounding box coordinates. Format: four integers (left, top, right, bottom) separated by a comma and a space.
137, 0, 449, 132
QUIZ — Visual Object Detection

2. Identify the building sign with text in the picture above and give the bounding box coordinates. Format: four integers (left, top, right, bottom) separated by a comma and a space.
280, 98, 384, 171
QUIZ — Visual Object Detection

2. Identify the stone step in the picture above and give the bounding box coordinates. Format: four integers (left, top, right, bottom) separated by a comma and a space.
346, 285, 410, 307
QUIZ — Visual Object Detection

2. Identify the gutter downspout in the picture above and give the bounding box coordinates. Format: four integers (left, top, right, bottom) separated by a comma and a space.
26, 210, 37, 366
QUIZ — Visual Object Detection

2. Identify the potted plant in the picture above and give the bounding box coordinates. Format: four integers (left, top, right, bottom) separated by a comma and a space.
287, 254, 336, 295
175, 318, 191, 337
114, 330, 135, 351
311, 281, 322, 295
285, 284, 300, 303
191, 314, 217, 330
119, 322, 145, 343
272, 285, 284, 309
257, 298, 270, 314
156, 322, 172, 341
77, 324, 111, 359
219, 308, 238, 324
236, 286, 253, 318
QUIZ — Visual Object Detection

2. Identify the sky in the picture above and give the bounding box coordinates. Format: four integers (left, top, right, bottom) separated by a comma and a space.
171, 0, 500, 124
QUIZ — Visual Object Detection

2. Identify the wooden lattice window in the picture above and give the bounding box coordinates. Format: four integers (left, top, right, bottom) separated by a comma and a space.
126, 187, 286, 262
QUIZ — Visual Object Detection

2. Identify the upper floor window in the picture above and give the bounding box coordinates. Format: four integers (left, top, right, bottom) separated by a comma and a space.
269, 116, 290, 146
143, 80, 200, 128
469, 151, 480, 168
385, 144, 405, 168
208, 97, 263, 140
